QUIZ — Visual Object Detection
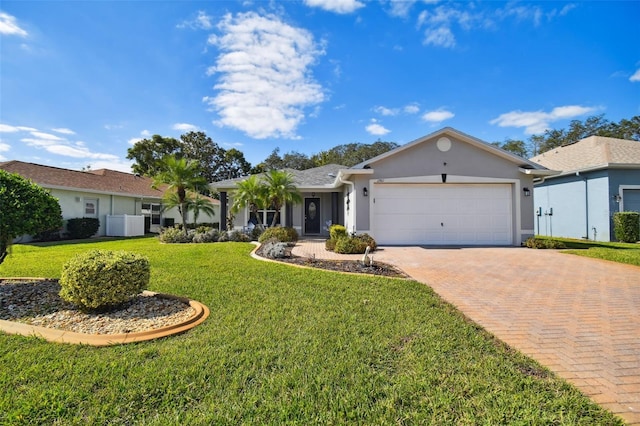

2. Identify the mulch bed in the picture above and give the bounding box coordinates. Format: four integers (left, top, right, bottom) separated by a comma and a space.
255, 245, 407, 278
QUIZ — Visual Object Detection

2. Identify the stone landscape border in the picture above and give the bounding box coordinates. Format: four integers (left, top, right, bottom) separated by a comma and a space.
0, 281, 210, 346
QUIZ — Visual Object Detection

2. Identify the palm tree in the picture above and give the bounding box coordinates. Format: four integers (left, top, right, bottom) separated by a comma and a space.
189, 193, 216, 227
264, 170, 301, 227
231, 175, 268, 229
153, 155, 207, 235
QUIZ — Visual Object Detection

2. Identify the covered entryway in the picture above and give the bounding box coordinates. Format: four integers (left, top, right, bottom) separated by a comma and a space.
371, 183, 513, 245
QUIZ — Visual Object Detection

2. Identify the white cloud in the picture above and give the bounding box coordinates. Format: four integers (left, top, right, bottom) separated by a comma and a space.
423, 26, 456, 48
172, 123, 199, 132
404, 103, 420, 114
422, 109, 454, 123
387, 0, 418, 17
374, 106, 399, 116
0, 142, 10, 152
52, 127, 76, 135
21, 137, 119, 160
490, 105, 597, 134
30, 131, 64, 141
128, 138, 143, 145
0, 12, 28, 37
88, 160, 134, 173
630, 69, 640, 83
206, 12, 325, 139
0, 124, 37, 133
303, 0, 365, 14
365, 120, 390, 136
141, 129, 151, 137
177, 11, 213, 30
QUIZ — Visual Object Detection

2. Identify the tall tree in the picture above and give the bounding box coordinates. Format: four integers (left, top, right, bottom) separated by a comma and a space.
491, 139, 528, 158
126, 135, 181, 176
231, 175, 269, 229
179, 131, 227, 183
260, 148, 286, 171
152, 155, 207, 235
264, 170, 302, 227
219, 148, 252, 180
0, 170, 63, 265
312, 141, 399, 167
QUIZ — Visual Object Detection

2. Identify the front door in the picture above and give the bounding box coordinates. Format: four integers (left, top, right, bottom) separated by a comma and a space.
305, 198, 320, 234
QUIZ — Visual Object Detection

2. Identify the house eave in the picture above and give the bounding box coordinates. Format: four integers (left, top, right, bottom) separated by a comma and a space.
532, 163, 640, 183
518, 167, 560, 177
39, 183, 164, 200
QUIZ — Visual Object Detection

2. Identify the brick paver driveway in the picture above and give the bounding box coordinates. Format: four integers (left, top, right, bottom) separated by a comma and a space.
376, 246, 640, 425
293, 242, 640, 424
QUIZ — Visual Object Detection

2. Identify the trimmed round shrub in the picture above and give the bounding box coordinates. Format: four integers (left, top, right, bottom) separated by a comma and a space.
258, 226, 299, 243
66, 218, 100, 239
334, 236, 369, 254
329, 224, 347, 240
59, 250, 150, 311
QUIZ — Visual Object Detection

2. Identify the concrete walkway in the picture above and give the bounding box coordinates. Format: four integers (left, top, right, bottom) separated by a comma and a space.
292, 240, 640, 425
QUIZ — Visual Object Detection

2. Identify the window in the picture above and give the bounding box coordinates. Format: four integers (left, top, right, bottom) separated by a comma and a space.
84, 198, 98, 217
249, 206, 280, 227
141, 203, 161, 225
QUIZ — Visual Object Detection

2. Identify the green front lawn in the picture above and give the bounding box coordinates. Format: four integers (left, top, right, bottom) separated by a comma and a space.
0, 237, 622, 425
539, 236, 640, 267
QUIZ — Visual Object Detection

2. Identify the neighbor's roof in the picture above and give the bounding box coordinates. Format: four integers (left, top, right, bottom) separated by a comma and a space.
1, 160, 169, 199
530, 136, 640, 172
212, 164, 348, 190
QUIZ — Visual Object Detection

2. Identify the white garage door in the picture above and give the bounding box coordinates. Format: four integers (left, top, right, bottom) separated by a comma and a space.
372, 183, 513, 245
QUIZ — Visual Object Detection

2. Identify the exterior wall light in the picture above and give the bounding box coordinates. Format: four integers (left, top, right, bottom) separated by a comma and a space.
613, 194, 622, 203
523, 187, 531, 197
362, 187, 368, 197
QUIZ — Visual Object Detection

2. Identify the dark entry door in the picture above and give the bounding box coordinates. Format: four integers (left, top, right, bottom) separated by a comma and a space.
305, 198, 321, 234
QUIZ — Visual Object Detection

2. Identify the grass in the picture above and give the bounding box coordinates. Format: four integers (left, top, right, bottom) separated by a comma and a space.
537, 236, 640, 267
0, 237, 623, 425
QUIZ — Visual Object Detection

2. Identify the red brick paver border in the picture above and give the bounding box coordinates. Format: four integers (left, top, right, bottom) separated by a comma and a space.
293, 241, 640, 425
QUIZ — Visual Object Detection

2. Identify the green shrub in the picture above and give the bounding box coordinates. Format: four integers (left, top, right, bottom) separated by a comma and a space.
525, 237, 566, 249
251, 226, 264, 241
334, 236, 369, 254
354, 233, 377, 251
325, 238, 337, 251
192, 229, 220, 243
329, 224, 347, 240
59, 250, 150, 311
219, 230, 251, 242
158, 226, 194, 243
613, 212, 640, 243
258, 226, 299, 243
66, 218, 100, 239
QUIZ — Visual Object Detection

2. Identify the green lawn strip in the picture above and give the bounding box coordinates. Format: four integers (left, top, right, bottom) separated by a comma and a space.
537, 236, 640, 267
0, 237, 623, 425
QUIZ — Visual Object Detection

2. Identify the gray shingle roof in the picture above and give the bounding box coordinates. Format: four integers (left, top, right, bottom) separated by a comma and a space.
212, 164, 346, 190
529, 136, 640, 172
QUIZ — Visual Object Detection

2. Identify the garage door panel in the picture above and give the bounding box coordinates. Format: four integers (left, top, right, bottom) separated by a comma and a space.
373, 183, 512, 245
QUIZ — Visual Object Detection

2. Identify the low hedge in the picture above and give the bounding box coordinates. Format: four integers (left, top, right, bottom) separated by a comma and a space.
66, 218, 100, 239
613, 212, 639, 243
258, 226, 298, 244
59, 249, 150, 311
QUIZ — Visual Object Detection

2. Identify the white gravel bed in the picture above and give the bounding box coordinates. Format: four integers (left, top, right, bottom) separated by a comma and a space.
0, 279, 195, 335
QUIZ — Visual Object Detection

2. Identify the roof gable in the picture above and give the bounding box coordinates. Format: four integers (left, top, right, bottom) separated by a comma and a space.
352, 127, 547, 171
530, 136, 640, 172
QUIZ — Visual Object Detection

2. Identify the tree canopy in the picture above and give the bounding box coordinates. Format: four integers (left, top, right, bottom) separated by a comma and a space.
0, 170, 63, 264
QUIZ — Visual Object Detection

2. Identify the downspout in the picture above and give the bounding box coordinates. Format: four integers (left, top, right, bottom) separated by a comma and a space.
577, 171, 589, 239
337, 174, 355, 233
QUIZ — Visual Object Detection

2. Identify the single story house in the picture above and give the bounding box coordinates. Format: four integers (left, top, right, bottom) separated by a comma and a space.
213, 127, 555, 246
530, 135, 640, 242
1, 160, 219, 238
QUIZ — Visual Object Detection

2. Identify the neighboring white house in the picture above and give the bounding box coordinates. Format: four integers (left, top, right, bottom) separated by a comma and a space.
530, 136, 640, 242
1, 161, 219, 238
213, 127, 556, 246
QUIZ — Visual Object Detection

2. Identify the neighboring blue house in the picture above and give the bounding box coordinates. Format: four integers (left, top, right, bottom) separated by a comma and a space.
530, 136, 640, 242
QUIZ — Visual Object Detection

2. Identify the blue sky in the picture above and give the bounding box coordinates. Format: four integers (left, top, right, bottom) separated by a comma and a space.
1, 1, 639, 173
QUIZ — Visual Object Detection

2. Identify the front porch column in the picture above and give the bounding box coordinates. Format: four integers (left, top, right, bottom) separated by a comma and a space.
331, 192, 339, 225
220, 191, 227, 231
